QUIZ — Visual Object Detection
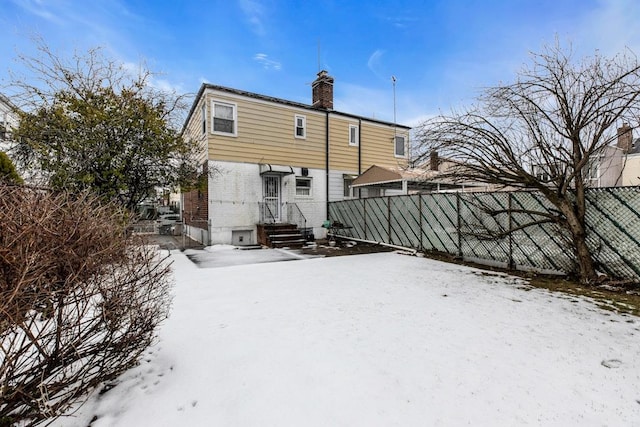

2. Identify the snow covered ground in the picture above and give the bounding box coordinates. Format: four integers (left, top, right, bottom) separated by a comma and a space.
55, 247, 640, 426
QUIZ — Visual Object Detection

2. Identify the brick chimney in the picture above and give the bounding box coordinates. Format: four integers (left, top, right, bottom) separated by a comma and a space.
617, 122, 633, 153
312, 70, 334, 110
430, 150, 439, 171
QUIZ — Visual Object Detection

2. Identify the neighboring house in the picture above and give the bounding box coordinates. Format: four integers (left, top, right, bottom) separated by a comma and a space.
351, 151, 495, 195
623, 145, 640, 186
527, 124, 639, 189
617, 123, 640, 186
0, 93, 19, 153
0, 93, 47, 185
589, 123, 640, 188
181, 70, 411, 246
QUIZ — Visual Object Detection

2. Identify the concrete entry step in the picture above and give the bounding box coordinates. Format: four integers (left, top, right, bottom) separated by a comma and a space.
257, 223, 307, 248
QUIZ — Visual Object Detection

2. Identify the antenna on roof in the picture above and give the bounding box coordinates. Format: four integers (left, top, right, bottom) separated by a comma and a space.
392, 75, 397, 136
317, 39, 321, 72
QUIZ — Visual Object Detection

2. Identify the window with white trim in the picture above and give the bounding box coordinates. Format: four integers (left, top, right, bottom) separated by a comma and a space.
212, 100, 236, 136
532, 163, 562, 183
295, 115, 306, 138
295, 177, 312, 196
349, 124, 359, 146
586, 157, 602, 187
394, 135, 406, 157
343, 177, 360, 198
532, 164, 551, 182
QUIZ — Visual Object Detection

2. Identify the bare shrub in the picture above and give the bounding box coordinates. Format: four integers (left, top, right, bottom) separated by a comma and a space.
0, 184, 173, 426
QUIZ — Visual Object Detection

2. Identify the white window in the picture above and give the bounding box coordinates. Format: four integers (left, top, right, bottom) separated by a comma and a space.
295, 177, 312, 196
349, 124, 359, 146
212, 100, 236, 136
201, 104, 206, 134
394, 135, 406, 157
532, 164, 550, 182
343, 178, 361, 198
295, 115, 306, 139
343, 177, 353, 197
586, 160, 600, 187
534, 163, 564, 182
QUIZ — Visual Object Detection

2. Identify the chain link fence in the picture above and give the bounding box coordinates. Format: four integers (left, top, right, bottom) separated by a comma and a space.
329, 187, 640, 282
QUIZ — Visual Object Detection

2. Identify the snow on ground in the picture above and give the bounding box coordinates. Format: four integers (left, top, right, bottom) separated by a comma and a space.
55, 248, 640, 426
185, 244, 311, 268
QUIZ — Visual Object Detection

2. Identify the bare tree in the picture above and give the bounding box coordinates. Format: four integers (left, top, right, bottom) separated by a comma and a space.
414, 44, 640, 284
0, 184, 173, 425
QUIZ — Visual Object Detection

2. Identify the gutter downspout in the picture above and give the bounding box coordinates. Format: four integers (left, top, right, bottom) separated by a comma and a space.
325, 110, 330, 220
358, 118, 362, 175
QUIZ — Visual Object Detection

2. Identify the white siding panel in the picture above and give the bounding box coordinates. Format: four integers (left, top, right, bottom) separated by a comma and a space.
328, 169, 358, 202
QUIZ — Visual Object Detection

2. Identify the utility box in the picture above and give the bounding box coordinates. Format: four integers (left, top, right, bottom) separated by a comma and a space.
232, 230, 253, 246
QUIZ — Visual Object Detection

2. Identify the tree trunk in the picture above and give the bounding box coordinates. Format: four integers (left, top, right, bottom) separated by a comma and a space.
560, 201, 597, 285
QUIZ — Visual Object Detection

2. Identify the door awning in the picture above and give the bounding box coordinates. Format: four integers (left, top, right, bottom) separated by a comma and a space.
259, 163, 295, 175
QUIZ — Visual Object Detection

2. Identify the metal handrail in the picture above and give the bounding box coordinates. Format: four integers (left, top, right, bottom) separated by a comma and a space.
285, 202, 307, 231
258, 201, 277, 224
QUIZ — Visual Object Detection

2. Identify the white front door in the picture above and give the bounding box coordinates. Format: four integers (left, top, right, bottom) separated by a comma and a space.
263, 175, 281, 222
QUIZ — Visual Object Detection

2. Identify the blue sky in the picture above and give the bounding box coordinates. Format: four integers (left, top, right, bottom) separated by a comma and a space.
2, 0, 640, 127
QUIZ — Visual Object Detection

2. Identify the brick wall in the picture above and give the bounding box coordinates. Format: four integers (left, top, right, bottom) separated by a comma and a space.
312, 70, 334, 110
183, 162, 209, 229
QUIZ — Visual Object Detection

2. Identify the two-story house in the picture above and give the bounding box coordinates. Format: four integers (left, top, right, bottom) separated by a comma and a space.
181, 71, 411, 246
584, 123, 640, 188
615, 123, 640, 186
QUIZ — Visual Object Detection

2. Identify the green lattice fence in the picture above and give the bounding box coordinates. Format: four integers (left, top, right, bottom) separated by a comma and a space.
328, 187, 640, 282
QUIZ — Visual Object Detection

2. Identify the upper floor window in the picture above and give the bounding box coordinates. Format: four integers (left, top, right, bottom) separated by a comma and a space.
394, 135, 406, 157
201, 104, 206, 134
532, 163, 563, 183
0, 121, 8, 140
586, 160, 600, 187
532, 164, 550, 182
295, 115, 306, 139
349, 124, 359, 146
212, 100, 237, 136
296, 177, 312, 196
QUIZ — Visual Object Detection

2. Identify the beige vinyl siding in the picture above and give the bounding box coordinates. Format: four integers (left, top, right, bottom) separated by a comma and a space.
623, 155, 640, 186
360, 123, 409, 169
205, 92, 326, 169
328, 116, 359, 171
184, 98, 209, 165
187, 88, 410, 173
